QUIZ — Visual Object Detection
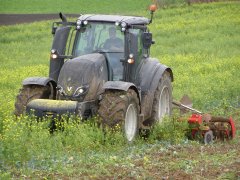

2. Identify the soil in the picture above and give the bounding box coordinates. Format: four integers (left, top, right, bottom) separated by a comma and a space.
0, 14, 79, 26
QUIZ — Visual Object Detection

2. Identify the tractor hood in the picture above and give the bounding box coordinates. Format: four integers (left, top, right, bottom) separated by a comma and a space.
57, 53, 108, 101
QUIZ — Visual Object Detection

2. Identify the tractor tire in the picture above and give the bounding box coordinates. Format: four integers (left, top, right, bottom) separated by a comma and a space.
14, 85, 50, 116
98, 89, 140, 142
148, 71, 172, 125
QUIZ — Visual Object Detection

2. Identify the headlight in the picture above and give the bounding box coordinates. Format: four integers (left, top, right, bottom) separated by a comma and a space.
115, 21, 120, 26
121, 22, 127, 28
120, 22, 127, 32
76, 20, 82, 26
74, 85, 89, 97
76, 20, 82, 30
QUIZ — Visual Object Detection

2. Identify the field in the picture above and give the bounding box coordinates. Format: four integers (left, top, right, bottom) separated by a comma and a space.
0, 0, 240, 179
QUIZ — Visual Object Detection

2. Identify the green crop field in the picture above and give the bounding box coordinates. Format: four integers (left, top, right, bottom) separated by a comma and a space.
0, 0, 150, 14
0, 1, 240, 179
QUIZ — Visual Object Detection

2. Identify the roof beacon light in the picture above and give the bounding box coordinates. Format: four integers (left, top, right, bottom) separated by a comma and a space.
149, 4, 157, 12
149, 4, 157, 24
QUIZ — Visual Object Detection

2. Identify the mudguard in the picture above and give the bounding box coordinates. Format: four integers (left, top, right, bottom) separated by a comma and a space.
138, 58, 173, 119
102, 81, 141, 102
139, 58, 173, 92
22, 77, 57, 87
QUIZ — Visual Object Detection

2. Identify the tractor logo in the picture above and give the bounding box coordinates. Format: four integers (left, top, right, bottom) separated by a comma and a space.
67, 86, 72, 92
67, 77, 71, 82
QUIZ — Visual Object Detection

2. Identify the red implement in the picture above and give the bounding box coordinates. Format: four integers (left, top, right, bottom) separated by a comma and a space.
187, 114, 236, 143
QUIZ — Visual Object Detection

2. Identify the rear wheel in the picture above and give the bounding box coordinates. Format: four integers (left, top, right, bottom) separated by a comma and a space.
98, 89, 140, 142
14, 85, 50, 116
148, 71, 172, 125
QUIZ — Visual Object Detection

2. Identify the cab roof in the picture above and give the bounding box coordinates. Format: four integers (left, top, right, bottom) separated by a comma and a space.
78, 14, 150, 26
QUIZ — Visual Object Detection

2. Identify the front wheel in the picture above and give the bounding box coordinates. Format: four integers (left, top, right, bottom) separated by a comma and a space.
98, 89, 140, 142
14, 85, 50, 116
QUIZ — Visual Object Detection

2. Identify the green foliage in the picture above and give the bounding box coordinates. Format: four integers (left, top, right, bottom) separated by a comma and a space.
0, 0, 150, 15
0, 1, 239, 179
156, 0, 187, 8
150, 2, 240, 111
148, 114, 189, 144
0, 115, 127, 174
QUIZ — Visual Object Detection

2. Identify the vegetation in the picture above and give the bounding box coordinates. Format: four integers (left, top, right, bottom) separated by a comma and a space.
0, 0, 150, 14
0, 1, 239, 179
0, 0, 237, 14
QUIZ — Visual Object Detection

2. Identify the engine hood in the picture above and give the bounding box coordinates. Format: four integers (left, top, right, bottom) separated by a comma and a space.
58, 53, 108, 100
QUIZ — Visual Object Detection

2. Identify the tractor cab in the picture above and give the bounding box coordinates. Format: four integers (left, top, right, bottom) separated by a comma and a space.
50, 14, 153, 83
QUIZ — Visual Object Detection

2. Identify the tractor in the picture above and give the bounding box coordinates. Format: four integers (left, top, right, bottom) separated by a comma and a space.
15, 8, 173, 142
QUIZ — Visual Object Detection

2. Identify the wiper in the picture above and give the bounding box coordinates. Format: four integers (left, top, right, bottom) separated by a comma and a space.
93, 49, 123, 53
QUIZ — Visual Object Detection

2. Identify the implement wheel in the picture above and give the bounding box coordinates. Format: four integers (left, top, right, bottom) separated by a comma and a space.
98, 89, 140, 142
14, 85, 50, 116
204, 130, 214, 144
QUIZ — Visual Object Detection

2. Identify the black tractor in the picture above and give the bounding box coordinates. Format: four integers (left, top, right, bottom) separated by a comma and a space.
15, 11, 173, 142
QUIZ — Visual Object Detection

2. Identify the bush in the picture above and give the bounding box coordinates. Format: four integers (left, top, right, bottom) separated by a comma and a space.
148, 113, 189, 144
0, 115, 128, 172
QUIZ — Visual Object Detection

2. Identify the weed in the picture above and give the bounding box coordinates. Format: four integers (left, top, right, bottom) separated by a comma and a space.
148, 113, 189, 143
0, 1, 239, 179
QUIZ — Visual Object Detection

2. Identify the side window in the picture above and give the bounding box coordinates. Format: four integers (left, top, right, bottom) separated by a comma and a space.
73, 23, 124, 57
76, 29, 87, 54
129, 29, 143, 63
73, 26, 95, 56
94, 24, 108, 49
97, 25, 124, 51
65, 27, 77, 56
137, 30, 143, 58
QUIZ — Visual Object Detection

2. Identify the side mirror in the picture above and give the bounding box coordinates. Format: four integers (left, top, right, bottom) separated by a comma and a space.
142, 32, 153, 49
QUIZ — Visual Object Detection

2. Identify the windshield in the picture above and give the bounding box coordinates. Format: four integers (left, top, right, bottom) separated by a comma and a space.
73, 22, 125, 81
73, 22, 124, 56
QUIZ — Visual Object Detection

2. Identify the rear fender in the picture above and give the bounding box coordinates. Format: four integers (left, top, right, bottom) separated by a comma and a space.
139, 59, 173, 92
139, 58, 173, 119
102, 81, 141, 108
150, 65, 173, 92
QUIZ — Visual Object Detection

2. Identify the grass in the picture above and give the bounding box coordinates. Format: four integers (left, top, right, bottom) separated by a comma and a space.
0, 0, 150, 15
0, 0, 237, 14
0, 1, 240, 179
150, 2, 240, 110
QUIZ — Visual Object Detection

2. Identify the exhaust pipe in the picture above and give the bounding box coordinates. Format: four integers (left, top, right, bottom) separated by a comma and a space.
59, 12, 67, 23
